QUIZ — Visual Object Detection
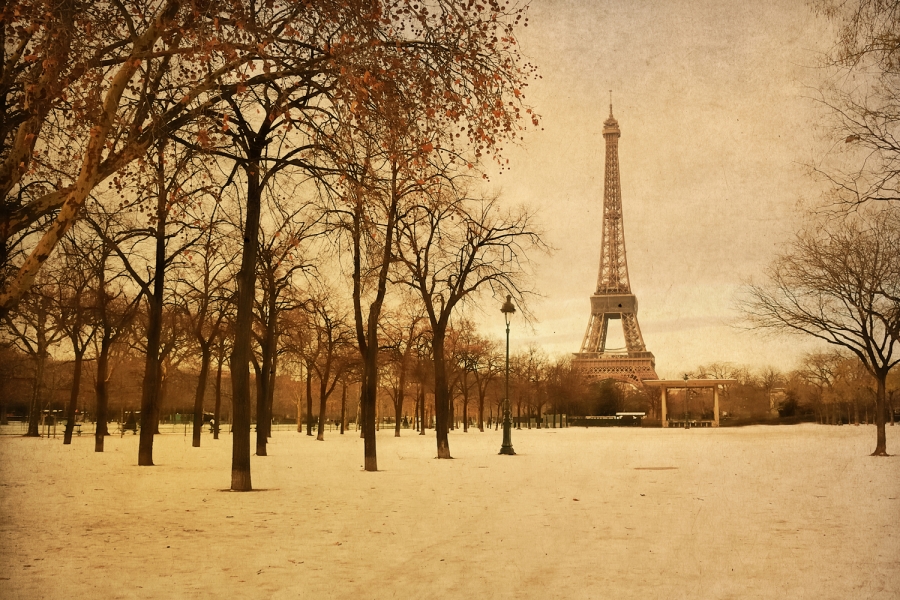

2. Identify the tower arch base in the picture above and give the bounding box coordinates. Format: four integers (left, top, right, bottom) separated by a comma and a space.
573, 354, 659, 388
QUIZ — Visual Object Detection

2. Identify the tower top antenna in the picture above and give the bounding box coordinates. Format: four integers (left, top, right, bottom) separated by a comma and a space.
609, 90, 613, 117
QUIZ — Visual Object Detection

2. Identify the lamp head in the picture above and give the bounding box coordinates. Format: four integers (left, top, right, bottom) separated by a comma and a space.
501, 294, 516, 325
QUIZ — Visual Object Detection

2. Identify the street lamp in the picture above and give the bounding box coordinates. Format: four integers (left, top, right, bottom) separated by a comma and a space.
683, 373, 690, 429
499, 295, 516, 455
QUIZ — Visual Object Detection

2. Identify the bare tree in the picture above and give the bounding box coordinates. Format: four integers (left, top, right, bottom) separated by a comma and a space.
307, 294, 353, 441
521, 344, 549, 428
833, 355, 875, 424
394, 191, 546, 458
278, 307, 314, 434
2, 272, 65, 436
466, 334, 502, 433
759, 366, 785, 414
251, 195, 317, 455
325, 119, 423, 469
448, 323, 476, 432
54, 232, 99, 444
811, 0, 900, 209
799, 351, 843, 423
86, 227, 142, 451
381, 304, 426, 437
177, 203, 234, 448
743, 209, 900, 454
544, 355, 586, 423
211, 324, 233, 440
211, 78, 329, 488
408, 331, 433, 435
89, 140, 210, 465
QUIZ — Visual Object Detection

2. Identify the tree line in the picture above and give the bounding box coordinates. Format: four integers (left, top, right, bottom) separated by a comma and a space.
0, 0, 546, 489
6, 299, 897, 445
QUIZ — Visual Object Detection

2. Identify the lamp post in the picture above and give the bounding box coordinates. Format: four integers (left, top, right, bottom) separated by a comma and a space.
683, 373, 690, 429
499, 295, 516, 455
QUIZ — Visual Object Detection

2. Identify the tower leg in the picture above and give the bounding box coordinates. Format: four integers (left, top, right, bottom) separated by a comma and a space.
621, 312, 647, 353
597, 316, 609, 353
580, 314, 596, 354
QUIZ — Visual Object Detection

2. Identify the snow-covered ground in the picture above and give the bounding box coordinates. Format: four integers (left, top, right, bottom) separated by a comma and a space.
1, 424, 897, 599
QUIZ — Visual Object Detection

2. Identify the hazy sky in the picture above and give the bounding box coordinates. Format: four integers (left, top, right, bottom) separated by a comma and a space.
482, 0, 837, 377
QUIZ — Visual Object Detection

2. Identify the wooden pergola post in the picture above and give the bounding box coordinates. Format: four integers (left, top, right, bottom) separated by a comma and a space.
661, 387, 668, 428
713, 386, 720, 427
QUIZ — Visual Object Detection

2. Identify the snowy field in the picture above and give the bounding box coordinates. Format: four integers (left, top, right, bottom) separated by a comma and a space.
1, 424, 898, 600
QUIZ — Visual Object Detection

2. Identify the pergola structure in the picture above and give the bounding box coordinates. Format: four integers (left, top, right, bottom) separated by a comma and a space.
643, 379, 737, 427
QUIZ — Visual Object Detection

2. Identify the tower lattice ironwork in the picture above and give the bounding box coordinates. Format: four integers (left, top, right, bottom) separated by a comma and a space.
573, 102, 658, 386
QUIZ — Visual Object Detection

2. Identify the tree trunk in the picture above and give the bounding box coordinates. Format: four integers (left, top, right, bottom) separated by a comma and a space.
432, 334, 451, 459
63, 350, 84, 444
213, 352, 223, 440
296, 391, 303, 433
316, 375, 329, 441
356, 387, 365, 441
257, 303, 277, 455
418, 385, 426, 435
94, 337, 111, 452
448, 395, 454, 431
254, 359, 267, 456
154, 372, 167, 435
137, 181, 168, 465
412, 387, 418, 431
351, 166, 404, 472
872, 374, 887, 456
394, 389, 403, 438
361, 348, 378, 469
462, 397, 468, 433
266, 353, 277, 438
25, 356, 45, 437
477, 391, 485, 432
229, 150, 264, 492
340, 383, 346, 435
191, 344, 211, 447
306, 367, 314, 436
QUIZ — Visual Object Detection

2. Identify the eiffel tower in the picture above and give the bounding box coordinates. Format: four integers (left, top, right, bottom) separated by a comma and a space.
573, 101, 658, 386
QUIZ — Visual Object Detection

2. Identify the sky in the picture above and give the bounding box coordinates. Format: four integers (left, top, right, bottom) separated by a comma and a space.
478, 0, 839, 378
